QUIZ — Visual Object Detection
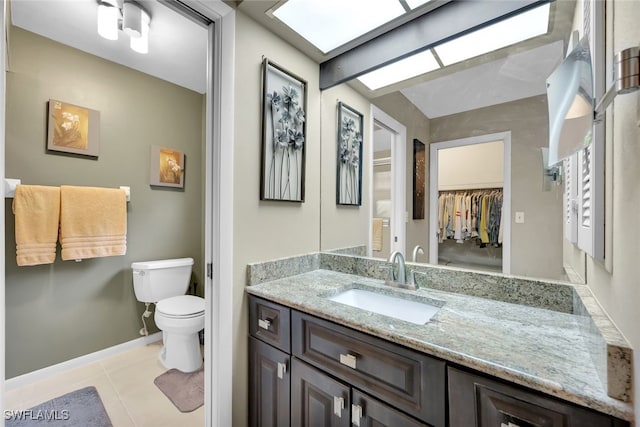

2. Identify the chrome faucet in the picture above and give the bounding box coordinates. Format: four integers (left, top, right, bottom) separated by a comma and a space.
412, 245, 424, 263
387, 251, 406, 286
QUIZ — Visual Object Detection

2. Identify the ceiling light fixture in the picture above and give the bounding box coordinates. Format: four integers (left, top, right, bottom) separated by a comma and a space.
96, 0, 150, 54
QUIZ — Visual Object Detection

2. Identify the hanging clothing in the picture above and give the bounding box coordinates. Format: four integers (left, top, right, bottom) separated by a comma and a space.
437, 188, 503, 246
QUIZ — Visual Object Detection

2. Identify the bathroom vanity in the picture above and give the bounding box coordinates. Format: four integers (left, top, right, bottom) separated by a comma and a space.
246, 255, 633, 427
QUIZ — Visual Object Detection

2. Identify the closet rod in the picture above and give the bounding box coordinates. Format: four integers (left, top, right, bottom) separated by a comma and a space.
438, 187, 503, 193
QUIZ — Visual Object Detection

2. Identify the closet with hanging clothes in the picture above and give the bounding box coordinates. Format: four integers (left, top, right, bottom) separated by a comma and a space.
437, 189, 504, 271
436, 140, 505, 272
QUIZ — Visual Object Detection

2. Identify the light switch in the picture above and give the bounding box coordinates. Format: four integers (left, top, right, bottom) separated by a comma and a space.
515, 211, 525, 223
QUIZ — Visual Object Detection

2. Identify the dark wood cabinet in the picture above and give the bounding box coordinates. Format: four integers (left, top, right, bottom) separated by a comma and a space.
352, 390, 430, 427
249, 336, 290, 427
448, 367, 629, 427
292, 310, 445, 427
249, 296, 291, 352
291, 358, 351, 427
249, 295, 629, 427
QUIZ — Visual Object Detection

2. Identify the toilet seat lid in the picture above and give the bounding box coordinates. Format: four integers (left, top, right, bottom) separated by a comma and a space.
156, 295, 204, 318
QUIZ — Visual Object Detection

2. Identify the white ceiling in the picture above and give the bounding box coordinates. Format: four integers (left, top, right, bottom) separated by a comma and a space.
10, 0, 208, 94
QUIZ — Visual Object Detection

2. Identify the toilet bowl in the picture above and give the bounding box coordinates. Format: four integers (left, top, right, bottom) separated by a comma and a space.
155, 295, 204, 372
131, 258, 204, 373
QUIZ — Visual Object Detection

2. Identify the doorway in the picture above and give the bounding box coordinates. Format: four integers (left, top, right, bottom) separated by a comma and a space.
369, 106, 406, 259
0, 1, 235, 426
429, 132, 512, 274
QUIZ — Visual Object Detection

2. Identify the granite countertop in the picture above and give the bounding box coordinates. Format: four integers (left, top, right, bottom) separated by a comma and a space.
246, 268, 634, 422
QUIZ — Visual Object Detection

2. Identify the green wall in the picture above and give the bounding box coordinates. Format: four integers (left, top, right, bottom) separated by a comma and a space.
4, 27, 205, 378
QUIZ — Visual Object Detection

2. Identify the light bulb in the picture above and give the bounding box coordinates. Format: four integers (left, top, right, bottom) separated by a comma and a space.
130, 10, 150, 54
97, 3, 118, 41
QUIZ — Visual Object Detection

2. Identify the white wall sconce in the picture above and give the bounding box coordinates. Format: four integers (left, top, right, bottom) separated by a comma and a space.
97, 0, 150, 54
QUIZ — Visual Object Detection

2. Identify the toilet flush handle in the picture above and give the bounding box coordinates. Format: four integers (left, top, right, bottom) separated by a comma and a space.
133, 270, 145, 276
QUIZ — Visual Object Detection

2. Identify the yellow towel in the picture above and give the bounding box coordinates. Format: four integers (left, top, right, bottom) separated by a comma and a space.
372, 218, 383, 252
60, 186, 127, 261
12, 185, 61, 266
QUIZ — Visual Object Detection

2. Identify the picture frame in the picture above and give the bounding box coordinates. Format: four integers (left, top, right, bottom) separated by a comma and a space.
336, 102, 363, 206
149, 145, 185, 189
413, 138, 426, 219
260, 58, 307, 202
47, 99, 100, 158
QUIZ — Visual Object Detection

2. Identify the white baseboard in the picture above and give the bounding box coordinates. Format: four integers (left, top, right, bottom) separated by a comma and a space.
5, 332, 162, 391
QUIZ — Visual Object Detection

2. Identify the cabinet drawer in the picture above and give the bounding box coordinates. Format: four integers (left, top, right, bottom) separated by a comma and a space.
249, 296, 291, 353
292, 311, 445, 427
448, 367, 628, 427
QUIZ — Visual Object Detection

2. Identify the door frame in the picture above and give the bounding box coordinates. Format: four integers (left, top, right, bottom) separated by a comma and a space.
0, 1, 236, 426
428, 131, 511, 274
369, 106, 406, 257
188, 1, 235, 426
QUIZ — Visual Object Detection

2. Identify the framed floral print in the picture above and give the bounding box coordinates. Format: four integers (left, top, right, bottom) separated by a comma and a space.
336, 102, 363, 206
149, 145, 185, 189
47, 99, 100, 158
260, 58, 307, 202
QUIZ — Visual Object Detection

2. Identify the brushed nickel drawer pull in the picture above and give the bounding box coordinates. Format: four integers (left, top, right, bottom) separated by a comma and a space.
333, 396, 344, 418
258, 318, 271, 330
351, 404, 363, 426
277, 362, 287, 379
339, 353, 357, 369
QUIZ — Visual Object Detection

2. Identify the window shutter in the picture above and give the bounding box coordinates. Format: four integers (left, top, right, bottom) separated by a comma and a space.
577, 143, 604, 260
563, 155, 578, 243
570, 0, 604, 261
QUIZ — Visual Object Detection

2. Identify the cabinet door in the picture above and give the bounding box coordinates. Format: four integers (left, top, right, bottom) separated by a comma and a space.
448, 367, 624, 427
249, 337, 290, 427
352, 390, 429, 427
291, 358, 351, 427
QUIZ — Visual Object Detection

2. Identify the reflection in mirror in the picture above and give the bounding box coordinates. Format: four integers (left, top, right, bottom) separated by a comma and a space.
371, 123, 393, 260
318, 1, 581, 284
432, 140, 505, 274
547, 36, 594, 166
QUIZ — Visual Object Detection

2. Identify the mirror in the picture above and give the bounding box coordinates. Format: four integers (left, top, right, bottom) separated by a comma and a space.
318, 1, 580, 283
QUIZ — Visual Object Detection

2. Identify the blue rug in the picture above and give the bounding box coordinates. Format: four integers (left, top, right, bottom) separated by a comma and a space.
6, 386, 112, 427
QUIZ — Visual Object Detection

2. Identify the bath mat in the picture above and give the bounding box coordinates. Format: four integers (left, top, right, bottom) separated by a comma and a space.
6, 386, 112, 427
154, 368, 204, 413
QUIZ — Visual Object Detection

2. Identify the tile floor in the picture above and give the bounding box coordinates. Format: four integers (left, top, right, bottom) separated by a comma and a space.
5, 340, 204, 427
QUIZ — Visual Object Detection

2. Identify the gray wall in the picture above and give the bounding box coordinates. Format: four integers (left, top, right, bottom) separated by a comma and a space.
430, 95, 564, 280
4, 27, 205, 378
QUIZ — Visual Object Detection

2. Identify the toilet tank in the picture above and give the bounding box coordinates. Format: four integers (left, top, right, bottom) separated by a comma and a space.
131, 258, 194, 303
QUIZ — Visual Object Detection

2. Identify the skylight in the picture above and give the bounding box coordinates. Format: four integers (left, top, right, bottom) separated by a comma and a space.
357, 50, 440, 90
434, 2, 551, 66
272, 0, 433, 54
273, 0, 552, 90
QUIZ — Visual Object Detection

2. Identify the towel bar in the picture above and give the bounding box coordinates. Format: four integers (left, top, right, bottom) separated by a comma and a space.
3, 179, 131, 202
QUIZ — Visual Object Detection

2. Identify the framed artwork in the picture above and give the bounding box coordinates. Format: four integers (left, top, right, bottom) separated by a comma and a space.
149, 145, 185, 188
413, 138, 426, 219
336, 102, 363, 206
260, 58, 307, 202
47, 99, 100, 157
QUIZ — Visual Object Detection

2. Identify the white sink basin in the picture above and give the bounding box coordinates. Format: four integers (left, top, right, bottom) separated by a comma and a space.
327, 288, 441, 325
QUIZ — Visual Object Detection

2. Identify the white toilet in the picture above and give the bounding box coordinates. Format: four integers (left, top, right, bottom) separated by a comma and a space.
131, 257, 204, 373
